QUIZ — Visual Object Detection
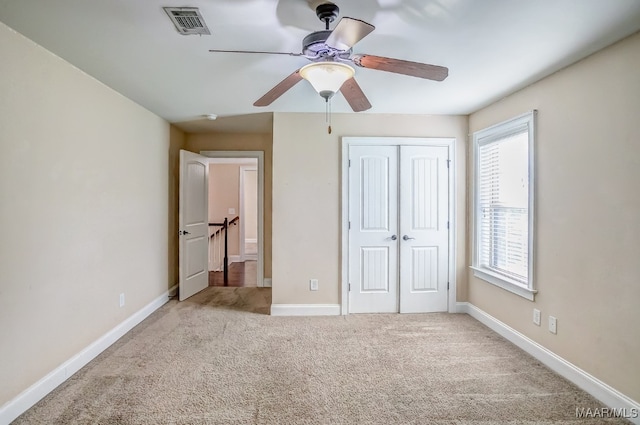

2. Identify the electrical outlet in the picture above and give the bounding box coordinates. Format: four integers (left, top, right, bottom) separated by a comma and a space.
549, 316, 557, 334
533, 308, 541, 326
310, 279, 319, 291
119, 293, 125, 308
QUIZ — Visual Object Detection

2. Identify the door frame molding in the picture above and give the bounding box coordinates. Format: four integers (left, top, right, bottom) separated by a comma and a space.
239, 164, 258, 262
200, 151, 264, 287
340, 137, 457, 315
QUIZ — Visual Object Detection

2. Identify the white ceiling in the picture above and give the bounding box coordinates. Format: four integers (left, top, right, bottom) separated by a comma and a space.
1, 0, 639, 132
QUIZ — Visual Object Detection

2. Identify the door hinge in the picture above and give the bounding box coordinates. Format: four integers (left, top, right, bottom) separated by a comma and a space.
447, 282, 450, 290
447, 221, 450, 230
348, 283, 351, 292
348, 159, 351, 167
446, 159, 451, 168
349, 221, 351, 230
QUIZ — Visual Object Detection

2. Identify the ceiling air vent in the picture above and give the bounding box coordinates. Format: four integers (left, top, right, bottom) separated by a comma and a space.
163, 7, 210, 35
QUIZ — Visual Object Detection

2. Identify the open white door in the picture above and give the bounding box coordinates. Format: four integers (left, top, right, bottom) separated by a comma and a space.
179, 150, 209, 301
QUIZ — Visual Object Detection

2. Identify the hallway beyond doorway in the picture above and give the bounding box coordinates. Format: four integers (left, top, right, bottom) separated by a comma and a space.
209, 261, 257, 287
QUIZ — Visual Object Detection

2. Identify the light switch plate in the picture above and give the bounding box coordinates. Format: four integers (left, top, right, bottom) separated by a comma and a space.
228, 208, 236, 215
533, 309, 541, 326
549, 316, 557, 334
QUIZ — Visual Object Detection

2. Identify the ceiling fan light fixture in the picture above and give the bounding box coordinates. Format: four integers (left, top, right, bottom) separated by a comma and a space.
300, 62, 355, 101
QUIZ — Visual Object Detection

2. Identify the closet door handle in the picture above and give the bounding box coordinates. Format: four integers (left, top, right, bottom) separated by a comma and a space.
402, 235, 415, 241
389, 235, 397, 241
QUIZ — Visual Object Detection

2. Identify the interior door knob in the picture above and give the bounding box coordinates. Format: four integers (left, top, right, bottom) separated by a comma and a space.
402, 235, 415, 241
390, 235, 397, 240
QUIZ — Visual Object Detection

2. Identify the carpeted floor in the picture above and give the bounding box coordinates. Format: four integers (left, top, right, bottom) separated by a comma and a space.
14, 287, 628, 424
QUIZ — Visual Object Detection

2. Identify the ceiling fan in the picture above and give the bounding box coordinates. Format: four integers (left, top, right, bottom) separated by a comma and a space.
209, 2, 448, 112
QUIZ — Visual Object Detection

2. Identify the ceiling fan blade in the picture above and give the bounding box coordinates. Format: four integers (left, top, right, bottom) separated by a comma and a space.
352, 54, 448, 81
209, 49, 303, 57
341, 78, 371, 112
325, 17, 375, 51
253, 69, 303, 107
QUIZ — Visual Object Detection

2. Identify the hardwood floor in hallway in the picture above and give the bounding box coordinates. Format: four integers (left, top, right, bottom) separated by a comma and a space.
209, 260, 257, 287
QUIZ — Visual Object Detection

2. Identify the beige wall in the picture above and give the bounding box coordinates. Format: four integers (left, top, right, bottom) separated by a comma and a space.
271, 113, 468, 305
186, 133, 272, 278
468, 31, 640, 401
169, 125, 185, 289
0, 22, 170, 405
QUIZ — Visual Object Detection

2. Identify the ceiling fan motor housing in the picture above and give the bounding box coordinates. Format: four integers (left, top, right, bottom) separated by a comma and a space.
303, 30, 351, 60
301, 3, 352, 61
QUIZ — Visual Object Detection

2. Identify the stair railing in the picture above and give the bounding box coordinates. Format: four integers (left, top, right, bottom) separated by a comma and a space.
208, 216, 239, 285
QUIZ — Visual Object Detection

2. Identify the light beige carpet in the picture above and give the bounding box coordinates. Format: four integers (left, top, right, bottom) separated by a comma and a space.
14, 287, 627, 424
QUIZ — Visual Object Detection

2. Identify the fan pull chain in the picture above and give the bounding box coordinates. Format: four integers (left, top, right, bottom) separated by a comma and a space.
326, 98, 332, 134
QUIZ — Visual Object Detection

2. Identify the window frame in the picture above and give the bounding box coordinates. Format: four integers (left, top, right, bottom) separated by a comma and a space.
471, 111, 537, 301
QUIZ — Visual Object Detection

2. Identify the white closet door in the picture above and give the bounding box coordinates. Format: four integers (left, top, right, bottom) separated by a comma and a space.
348, 145, 399, 313
399, 145, 449, 313
348, 144, 450, 314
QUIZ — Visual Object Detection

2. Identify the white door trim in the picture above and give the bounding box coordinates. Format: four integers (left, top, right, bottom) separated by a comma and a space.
239, 165, 258, 262
200, 151, 264, 287
341, 137, 457, 315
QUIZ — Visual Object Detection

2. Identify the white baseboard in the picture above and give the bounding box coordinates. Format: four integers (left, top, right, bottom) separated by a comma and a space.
458, 302, 640, 424
229, 255, 241, 264
270, 304, 340, 316
245, 238, 257, 244
263, 278, 272, 288
455, 301, 469, 313
0, 290, 171, 425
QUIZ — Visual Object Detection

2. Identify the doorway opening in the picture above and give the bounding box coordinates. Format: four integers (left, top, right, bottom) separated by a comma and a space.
201, 151, 265, 289
178, 150, 268, 312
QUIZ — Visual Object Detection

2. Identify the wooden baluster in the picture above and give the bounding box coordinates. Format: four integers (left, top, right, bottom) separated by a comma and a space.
223, 217, 229, 286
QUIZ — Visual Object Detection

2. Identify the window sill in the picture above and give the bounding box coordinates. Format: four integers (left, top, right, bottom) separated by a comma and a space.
470, 266, 537, 301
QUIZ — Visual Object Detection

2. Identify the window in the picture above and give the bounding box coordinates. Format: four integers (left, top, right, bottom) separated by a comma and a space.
472, 111, 536, 300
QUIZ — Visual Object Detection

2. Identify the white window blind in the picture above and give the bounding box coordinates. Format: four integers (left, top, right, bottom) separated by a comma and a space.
477, 132, 529, 284
472, 111, 535, 299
